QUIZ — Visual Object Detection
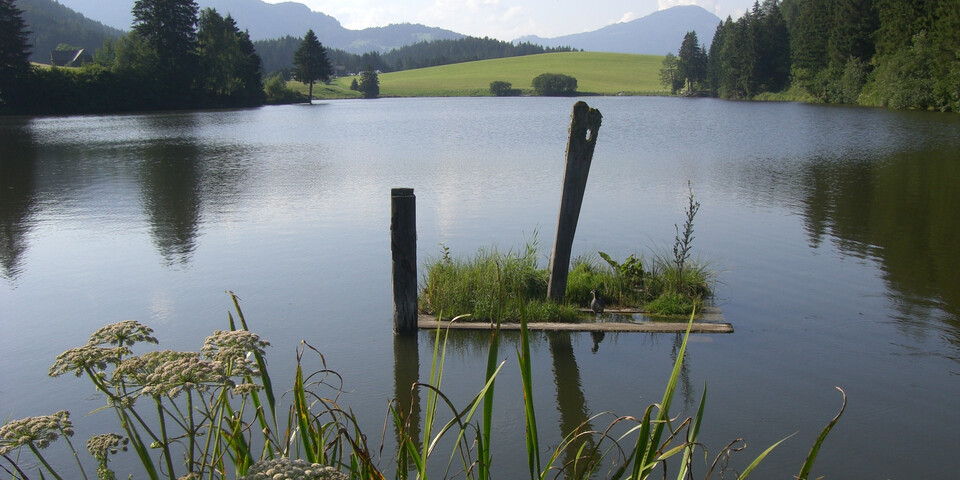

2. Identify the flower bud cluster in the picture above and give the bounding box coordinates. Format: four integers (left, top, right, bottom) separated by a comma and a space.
86, 433, 128, 460
202, 330, 270, 377
0, 410, 73, 454
241, 458, 348, 480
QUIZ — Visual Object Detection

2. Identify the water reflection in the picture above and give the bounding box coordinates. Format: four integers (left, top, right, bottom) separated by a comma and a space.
0, 120, 37, 280
138, 141, 204, 266
392, 334, 422, 465
796, 149, 960, 346
546, 332, 597, 478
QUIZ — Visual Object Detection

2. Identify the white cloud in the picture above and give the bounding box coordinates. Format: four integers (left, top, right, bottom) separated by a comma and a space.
617, 12, 638, 23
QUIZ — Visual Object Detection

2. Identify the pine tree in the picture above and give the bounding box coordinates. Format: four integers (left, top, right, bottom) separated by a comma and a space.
706, 20, 727, 95
677, 31, 707, 91
790, 0, 833, 78
756, 0, 790, 92
293, 29, 332, 103
358, 68, 379, 98
197, 9, 264, 106
829, 0, 878, 66
659, 52, 683, 94
0, 0, 32, 108
131, 0, 199, 105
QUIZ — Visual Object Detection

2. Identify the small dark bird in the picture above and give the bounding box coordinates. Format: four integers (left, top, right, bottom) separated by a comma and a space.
590, 289, 604, 316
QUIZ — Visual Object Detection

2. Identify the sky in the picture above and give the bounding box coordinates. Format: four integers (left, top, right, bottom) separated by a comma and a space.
262, 0, 755, 41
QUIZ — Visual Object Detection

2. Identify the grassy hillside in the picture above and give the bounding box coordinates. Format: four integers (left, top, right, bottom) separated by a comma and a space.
325, 51, 666, 97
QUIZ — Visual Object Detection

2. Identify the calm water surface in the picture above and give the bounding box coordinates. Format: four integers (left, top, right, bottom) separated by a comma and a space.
2, 97, 960, 478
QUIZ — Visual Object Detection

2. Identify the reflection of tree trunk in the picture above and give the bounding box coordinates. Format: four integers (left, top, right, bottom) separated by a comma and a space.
393, 334, 421, 471
547, 331, 597, 478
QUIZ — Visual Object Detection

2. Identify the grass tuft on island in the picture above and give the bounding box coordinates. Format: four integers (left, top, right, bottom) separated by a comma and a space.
419, 245, 714, 322
421, 182, 712, 322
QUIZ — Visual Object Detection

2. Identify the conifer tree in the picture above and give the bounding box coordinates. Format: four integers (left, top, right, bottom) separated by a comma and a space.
131, 0, 199, 105
0, 0, 32, 109
293, 29, 332, 103
677, 31, 707, 91
358, 68, 379, 98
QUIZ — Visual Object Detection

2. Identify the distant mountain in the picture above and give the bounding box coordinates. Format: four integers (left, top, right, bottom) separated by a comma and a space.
50, 0, 463, 54
15, 0, 124, 63
515, 6, 722, 55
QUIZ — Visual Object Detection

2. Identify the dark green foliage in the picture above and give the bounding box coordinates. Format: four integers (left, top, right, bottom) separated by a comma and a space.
292, 29, 331, 103
705, 20, 726, 95
358, 69, 379, 98
828, 0, 878, 67
677, 31, 707, 91
131, 0, 199, 107
756, 0, 791, 92
659, 52, 683, 94
264, 72, 305, 104
531, 72, 577, 96
489, 80, 520, 96
349, 77, 358, 90
196, 9, 264, 107
691, 0, 958, 110
0, 0, 31, 109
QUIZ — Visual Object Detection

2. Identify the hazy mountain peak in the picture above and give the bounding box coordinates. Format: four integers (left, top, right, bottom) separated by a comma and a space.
515, 5, 722, 55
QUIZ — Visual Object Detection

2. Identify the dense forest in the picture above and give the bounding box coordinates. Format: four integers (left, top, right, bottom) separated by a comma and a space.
255, 35, 575, 78
1, 0, 266, 114
662, 0, 960, 111
16, 0, 124, 64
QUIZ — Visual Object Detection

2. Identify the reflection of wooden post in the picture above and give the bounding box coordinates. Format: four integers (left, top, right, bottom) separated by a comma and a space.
392, 188, 417, 335
393, 334, 422, 466
547, 102, 602, 302
546, 331, 596, 476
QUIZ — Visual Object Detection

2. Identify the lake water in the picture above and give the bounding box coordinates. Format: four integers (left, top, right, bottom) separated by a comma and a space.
2, 97, 959, 478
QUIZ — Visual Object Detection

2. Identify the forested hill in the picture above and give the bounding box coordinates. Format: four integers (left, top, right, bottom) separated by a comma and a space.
15, 0, 124, 63
255, 36, 576, 77
662, 0, 960, 112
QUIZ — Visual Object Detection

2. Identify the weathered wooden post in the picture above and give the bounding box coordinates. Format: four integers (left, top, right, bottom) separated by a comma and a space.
391, 188, 417, 335
547, 101, 602, 302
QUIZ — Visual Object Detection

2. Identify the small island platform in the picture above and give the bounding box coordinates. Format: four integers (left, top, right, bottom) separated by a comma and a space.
418, 306, 732, 333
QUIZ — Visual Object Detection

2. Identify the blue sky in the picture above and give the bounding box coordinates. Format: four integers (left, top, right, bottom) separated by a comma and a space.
263, 0, 754, 41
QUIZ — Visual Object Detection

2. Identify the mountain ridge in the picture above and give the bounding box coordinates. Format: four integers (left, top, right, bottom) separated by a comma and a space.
514, 5, 722, 55
24, 0, 720, 57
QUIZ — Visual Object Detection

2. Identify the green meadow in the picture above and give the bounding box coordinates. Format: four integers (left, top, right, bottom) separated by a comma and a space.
319, 51, 667, 98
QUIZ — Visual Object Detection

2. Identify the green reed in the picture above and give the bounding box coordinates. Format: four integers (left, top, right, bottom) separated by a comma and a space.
3, 291, 844, 480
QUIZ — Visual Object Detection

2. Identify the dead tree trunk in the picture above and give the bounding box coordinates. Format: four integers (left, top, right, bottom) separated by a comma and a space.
547, 101, 602, 302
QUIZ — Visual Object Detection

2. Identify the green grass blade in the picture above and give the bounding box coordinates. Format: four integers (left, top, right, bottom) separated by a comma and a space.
642, 308, 695, 476
479, 319, 501, 480
796, 387, 847, 480
629, 405, 655, 479
737, 434, 793, 479
677, 383, 707, 480
292, 362, 317, 463
516, 304, 541, 480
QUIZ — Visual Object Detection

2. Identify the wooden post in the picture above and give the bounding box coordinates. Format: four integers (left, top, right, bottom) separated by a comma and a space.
392, 188, 417, 335
547, 101, 602, 302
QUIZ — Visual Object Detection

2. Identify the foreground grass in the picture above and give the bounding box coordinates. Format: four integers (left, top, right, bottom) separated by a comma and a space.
1, 294, 845, 480
330, 52, 668, 97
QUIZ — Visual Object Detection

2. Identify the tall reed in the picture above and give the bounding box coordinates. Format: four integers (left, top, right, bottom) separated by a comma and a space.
3, 292, 844, 480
